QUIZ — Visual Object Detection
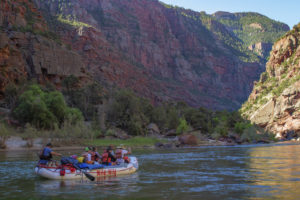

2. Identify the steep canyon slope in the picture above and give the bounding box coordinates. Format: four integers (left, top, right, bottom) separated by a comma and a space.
241, 23, 300, 137
1, 0, 289, 110
0, 0, 88, 99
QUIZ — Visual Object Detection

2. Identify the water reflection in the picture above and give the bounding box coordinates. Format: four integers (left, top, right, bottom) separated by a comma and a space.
1, 144, 300, 199
35, 173, 140, 197
248, 144, 300, 200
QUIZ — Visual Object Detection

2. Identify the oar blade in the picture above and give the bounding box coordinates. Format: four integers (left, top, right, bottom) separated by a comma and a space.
84, 172, 95, 181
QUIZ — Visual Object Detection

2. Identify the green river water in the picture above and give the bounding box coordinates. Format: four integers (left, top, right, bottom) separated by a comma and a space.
1, 143, 300, 199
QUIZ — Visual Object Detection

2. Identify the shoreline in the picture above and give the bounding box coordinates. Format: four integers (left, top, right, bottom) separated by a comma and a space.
0, 136, 298, 152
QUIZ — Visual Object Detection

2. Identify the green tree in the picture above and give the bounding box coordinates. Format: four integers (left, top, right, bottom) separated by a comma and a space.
107, 89, 149, 135
176, 118, 189, 135
234, 122, 252, 135
13, 84, 83, 129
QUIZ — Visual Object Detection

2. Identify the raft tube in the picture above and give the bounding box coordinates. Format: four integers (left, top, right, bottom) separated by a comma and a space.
35, 157, 138, 180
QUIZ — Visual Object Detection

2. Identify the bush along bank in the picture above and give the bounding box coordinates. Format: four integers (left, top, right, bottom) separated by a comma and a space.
0, 80, 277, 150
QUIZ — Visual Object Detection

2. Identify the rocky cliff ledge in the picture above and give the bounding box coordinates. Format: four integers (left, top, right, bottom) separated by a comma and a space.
0, 0, 88, 98
32, 0, 289, 110
241, 23, 300, 138
0, 0, 289, 110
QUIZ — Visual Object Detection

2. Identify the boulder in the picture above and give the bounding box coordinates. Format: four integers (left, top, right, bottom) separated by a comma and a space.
111, 128, 130, 140
178, 134, 198, 146
147, 123, 160, 135
282, 130, 297, 140
250, 99, 274, 127
165, 129, 177, 137
275, 132, 282, 139
257, 139, 270, 144
155, 142, 175, 149
228, 133, 242, 144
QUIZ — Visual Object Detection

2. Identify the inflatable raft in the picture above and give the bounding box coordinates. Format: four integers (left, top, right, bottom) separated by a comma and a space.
35, 157, 138, 180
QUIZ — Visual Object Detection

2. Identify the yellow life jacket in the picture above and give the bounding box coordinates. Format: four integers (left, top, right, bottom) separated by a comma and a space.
77, 156, 84, 163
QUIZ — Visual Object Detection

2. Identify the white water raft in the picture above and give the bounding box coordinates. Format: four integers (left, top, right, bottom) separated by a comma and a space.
35, 157, 138, 180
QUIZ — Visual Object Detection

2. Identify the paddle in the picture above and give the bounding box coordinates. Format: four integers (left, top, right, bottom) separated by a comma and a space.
82, 170, 95, 181
60, 155, 95, 181
73, 165, 95, 181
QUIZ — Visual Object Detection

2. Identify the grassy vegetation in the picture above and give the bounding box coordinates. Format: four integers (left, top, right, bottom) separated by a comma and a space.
57, 15, 92, 28
217, 12, 288, 47
87, 137, 168, 148
160, 3, 288, 62
215, 12, 288, 61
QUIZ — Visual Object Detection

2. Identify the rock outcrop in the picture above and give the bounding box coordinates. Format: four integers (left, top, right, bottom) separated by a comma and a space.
214, 11, 289, 61
241, 23, 300, 138
0, 0, 289, 110
31, 0, 289, 110
0, 0, 88, 98
248, 42, 273, 58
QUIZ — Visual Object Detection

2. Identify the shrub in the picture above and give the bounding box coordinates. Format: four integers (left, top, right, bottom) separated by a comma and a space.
241, 125, 276, 143
211, 132, 222, 140
241, 126, 259, 142
13, 84, 83, 129
234, 122, 252, 135
107, 89, 149, 135
51, 120, 94, 140
0, 123, 10, 148
176, 118, 189, 135
4, 83, 18, 109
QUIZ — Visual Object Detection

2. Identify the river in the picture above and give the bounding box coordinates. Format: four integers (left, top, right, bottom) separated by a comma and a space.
1, 143, 300, 199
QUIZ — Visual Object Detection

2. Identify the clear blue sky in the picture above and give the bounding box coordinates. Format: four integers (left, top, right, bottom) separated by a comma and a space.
160, 0, 300, 29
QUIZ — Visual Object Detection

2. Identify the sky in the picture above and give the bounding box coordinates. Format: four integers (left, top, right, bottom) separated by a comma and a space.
160, 0, 300, 29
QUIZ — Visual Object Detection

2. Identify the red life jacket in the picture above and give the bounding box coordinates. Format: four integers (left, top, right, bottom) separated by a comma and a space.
91, 152, 96, 161
101, 152, 111, 163
124, 156, 130, 163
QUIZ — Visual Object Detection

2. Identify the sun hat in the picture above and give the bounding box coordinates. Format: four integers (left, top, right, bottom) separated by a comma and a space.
117, 144, 124, 149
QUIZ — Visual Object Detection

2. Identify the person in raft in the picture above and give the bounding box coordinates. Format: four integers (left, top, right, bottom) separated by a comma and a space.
39, 143, 62, 166
101, 146, 116, 166
82, 147, 94, 164
115, 144, 131, 164
91, 147, 101, 164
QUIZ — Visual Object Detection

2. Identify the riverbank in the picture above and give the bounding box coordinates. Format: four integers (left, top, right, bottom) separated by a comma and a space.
0, 134, 283, 152
0, 136, 169, 151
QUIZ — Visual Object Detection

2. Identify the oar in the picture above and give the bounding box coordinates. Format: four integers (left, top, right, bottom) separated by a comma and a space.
73, 165, 95, 181
60, 156, 95, 181
82, 170, 95, 181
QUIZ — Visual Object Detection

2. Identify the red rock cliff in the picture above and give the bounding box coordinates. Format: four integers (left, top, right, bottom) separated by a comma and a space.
1, 0, 288, 110
0, 0, 88, 98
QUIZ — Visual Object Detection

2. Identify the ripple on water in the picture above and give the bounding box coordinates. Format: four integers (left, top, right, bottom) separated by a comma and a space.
2, 144, 300, 199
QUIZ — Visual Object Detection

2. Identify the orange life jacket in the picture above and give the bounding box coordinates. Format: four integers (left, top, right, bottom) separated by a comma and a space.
101, 152, 111, 163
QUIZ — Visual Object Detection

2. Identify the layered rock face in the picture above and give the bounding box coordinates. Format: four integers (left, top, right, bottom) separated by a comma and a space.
241, 24, 300, 137
0, 0, 87, 98
32, 0, 289, 110
1, 0, 289, 110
